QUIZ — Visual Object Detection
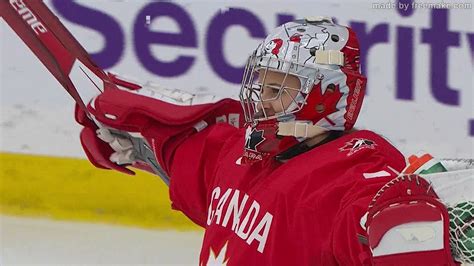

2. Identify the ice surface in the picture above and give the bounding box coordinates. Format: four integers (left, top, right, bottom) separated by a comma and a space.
1, 215, 203, 265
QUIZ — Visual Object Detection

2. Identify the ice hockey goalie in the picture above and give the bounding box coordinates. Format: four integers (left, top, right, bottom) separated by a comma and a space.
2, 1, 471, 264
74, 18, 473, 266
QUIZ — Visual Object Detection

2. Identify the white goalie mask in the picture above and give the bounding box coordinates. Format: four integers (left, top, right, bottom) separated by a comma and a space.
239, 17, 367, 163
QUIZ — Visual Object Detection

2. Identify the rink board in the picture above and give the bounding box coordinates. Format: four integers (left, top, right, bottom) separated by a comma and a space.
0, 152, 200, 231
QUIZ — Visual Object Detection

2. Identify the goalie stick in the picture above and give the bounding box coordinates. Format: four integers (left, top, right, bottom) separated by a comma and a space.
0, 0, 110, 114
1, 0, 171, 184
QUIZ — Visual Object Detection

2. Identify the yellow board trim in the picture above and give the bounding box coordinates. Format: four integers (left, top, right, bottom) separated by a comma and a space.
0, 152, 201, 231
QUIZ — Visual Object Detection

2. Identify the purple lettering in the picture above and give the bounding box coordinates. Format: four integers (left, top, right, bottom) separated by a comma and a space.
470, 120, 474, 137
277, 14, 295, 26
206, 8, 266, 84
468, 33, 474, 64
421, 10, 460, 106
464, 33, 473, 137
52, 0, 124, 69
396, 26, 414, 100
395, 1, 414, 100
397, 0, 414, 17
133, 2, 196, 77
350, 22, 389, 94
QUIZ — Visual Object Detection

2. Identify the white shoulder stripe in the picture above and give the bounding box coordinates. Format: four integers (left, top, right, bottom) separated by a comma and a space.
363, 170, 391, 179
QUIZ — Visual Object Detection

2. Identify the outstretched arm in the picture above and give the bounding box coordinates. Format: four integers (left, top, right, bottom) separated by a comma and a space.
76, 74, 244, 180
2, 0, 245, 189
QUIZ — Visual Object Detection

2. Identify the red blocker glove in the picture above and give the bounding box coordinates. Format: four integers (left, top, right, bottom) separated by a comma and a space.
365, 174, 459, 266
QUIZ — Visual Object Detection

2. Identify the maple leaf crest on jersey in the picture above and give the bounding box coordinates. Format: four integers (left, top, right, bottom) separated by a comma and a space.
339, 138, 377, 156
244, 127, 265, 151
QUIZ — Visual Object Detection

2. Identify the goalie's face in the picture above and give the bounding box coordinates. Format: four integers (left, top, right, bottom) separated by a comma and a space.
251, 69, 301, 120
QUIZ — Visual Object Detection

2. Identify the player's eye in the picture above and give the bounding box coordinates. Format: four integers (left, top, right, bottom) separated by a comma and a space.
265, 84, 281, 93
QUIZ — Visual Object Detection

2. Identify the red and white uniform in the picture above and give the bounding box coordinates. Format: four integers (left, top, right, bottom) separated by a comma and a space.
78, 87, 406, 265
79, 87, 457, 265
156, 123, 405, 265
2, 2, 461, 263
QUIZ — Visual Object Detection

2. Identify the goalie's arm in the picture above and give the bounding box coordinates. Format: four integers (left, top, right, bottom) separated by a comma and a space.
76, 80, 244, 191
76, 84, 244, 226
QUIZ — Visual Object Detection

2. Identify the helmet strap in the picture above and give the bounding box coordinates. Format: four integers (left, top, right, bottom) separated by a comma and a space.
275, 131, 343, 161
277, 121, 328, 138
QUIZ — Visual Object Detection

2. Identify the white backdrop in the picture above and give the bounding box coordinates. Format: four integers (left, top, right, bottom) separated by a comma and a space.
1, 0, 473, 159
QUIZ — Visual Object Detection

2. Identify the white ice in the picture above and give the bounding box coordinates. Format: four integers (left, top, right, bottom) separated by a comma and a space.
0, 215, 204, 265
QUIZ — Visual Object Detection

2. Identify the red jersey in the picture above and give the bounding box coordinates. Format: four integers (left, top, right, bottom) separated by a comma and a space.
157, 124, 406, 265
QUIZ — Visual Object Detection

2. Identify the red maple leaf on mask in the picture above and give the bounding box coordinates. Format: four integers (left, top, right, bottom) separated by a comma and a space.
298, 82, 343, 124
